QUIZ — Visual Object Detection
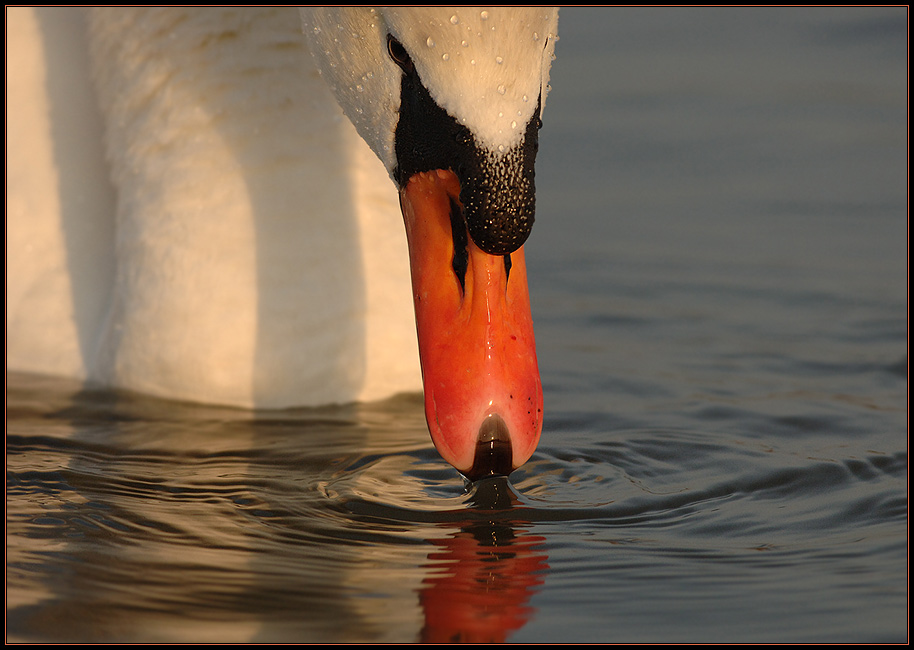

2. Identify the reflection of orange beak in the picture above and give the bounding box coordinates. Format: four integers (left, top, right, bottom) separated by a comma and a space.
420, 527, 549, 643
399, 170, 543, 480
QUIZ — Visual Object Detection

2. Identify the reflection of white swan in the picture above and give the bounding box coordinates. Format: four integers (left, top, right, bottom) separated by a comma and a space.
7, 7, 558, 478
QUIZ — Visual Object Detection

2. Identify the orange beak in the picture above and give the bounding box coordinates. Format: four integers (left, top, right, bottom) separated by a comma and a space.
399, 169, 543, 480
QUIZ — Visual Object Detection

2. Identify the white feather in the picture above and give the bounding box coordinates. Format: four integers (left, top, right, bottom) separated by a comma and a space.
301, 7, 559, 171
6, 6, 558, 409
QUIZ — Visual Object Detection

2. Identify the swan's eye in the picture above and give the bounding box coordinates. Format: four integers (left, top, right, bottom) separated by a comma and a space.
387, 35, 414, 74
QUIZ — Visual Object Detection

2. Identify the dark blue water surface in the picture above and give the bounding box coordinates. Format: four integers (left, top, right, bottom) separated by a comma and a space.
7, 7, 907, 643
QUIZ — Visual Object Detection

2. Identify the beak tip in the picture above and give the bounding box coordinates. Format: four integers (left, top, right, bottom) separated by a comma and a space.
462, 413, 515, 482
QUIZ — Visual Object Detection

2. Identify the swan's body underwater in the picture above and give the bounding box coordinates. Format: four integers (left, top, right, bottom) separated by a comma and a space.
6, 7, 559, 479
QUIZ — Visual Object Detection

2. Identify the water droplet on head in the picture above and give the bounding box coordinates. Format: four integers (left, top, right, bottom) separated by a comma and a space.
480, 10, 489, 21
461, 40, 468, 48
511, 120, 517, 129
497, 85, 506, 95
426, 36, 435, 48
450, 14, 459, 25
442, 53, 449, 61
495, 56, 503, 65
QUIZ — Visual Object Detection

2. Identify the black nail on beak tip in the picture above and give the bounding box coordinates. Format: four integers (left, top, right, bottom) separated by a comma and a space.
464, 413, 514, 482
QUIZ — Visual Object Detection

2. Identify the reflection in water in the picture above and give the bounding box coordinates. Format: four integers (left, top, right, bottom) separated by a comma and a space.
7, 373, 552, 643
419, 479, 549, 643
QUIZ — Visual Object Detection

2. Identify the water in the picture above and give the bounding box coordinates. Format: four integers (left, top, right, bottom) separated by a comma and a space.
6, 7, 907, 643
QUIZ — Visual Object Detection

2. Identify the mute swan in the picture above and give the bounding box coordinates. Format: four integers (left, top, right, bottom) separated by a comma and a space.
6, 7, 559, 479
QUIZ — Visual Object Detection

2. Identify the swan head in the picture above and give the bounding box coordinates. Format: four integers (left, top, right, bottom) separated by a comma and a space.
301, 7, 558, 480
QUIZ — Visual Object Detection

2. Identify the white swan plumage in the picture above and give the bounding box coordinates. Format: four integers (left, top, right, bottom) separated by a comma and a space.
6, 7, 559, 478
